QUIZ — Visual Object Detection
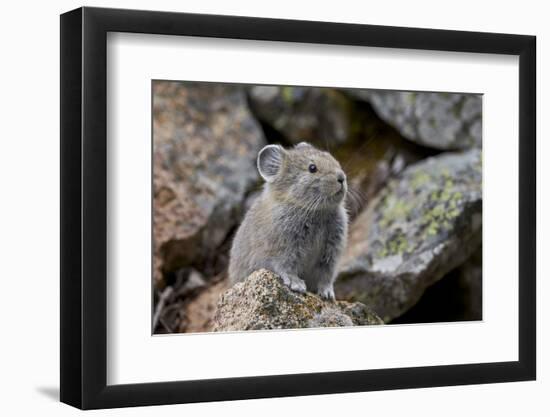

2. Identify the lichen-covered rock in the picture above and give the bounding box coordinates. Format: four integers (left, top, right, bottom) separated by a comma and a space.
335, 149, 482, 322
348, 90, 482, 150
330, 119, 432, 220
248, 86, 357, 147
153, 81, 266, 283
212, 269, 382, 331
391, 247, 482, 324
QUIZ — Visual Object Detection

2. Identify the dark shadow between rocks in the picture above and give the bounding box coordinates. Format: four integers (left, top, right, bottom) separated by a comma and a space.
391, 261, 482, 324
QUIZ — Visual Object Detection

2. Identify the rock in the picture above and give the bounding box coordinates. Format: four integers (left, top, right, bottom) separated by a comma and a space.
181, 279, 230, 333
390, 247, 482, 324
248, 86, 357, 147
329, 113, 433, 220
455, 247, 482, 320
212, 269, 382, 331
347, 90, 482, 150
153, 81, 266, 283
335, 149, 482, 322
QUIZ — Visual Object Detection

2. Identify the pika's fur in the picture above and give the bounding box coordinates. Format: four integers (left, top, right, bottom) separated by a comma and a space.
228, 142, 348, 300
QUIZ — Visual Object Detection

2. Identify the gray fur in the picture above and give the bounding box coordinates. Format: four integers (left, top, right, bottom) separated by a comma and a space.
229, 142, 349, 300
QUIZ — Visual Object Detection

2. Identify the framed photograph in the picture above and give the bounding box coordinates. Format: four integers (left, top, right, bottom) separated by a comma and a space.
60, 6, 536, 409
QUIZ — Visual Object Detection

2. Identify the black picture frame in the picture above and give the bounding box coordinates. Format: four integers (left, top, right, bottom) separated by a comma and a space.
60, 6, 536, 410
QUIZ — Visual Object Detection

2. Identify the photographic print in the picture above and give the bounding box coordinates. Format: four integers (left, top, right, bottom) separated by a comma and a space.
152, 81, 482, 334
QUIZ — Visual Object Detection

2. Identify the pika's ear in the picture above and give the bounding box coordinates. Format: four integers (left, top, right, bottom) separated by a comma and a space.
257, 144, 285, 183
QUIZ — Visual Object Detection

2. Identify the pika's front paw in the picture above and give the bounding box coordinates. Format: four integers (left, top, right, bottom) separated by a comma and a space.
280, 273, 307, 294
317, 286, 335, 301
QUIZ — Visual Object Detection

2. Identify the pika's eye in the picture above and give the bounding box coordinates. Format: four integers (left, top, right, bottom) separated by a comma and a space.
308, 164, 317, 173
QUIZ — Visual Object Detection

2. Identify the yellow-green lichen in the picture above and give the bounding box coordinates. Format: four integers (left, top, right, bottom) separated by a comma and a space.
281, 86, 294, 104
420, 190, 463, 238
379, 196, 414, 228
405, 92, 417, 104
378, 230, 410, 257
411, 170, 431, 188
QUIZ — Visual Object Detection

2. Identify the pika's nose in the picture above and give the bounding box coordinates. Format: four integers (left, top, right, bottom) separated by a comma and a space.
337, 172, 345, 184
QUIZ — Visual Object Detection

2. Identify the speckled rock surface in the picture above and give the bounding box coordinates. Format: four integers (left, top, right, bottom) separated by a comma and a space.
335, 149, 482, 322
348, 90, 482, 150
212, 269, 383, 331
248, 86, 357, 147
153, 81, 266, 283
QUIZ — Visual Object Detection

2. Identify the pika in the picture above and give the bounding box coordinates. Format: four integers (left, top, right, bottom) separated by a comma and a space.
228, 142, 348, 300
